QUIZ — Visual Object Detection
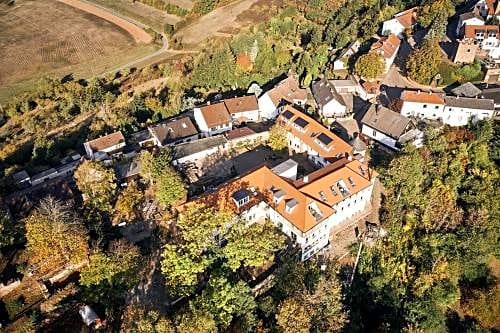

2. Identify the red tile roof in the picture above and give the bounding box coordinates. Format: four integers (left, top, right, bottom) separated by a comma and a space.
394, 7, 418, 28
464, 25, 499, 39
401, 90, 445, 104
370, 34, 401, 59
267, 76, 308, 106
199, 103, 232, 128
85, 131, 125, 152
184, 158, 376, 233
225, 127, 256, 140
224, 95, 259, 114
277, 105, 353, 159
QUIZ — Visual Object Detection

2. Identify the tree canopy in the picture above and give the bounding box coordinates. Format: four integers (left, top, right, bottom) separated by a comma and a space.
74, 160, 116, 212
355, 53, 385, 80
406, 40, 443, 84
267, 124, 288, 152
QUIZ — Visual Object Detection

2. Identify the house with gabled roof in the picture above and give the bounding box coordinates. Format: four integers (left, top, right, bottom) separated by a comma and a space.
258, 76, 308, 119
463, 25, 500, 59
83, 131, 126, 159
312, 78, 349, 119
148, 116, 199, 147
369, 34, 401, 73
184, 157, 377, 261
277, 105, 353, 167
400, 90, 446, 121
333, 41, 360, 70
361, 104, 423, 150
194, 102, 233, 136
381, 7, 418, 38
456, 10, 485, 36
224, 95, 260, 124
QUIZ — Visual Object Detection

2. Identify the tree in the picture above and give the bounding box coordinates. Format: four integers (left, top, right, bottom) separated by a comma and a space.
74, 160, 116, 212
223, 222, 286, 271
114, 181, 143, 222
25, 197, 88, 275
406, 40, 443, 84
121, 306, 175, 333
355, 52, 385, 80
267, 124, 288, 151
276, 297, 311, 333
195, 274, 257, 331
155, 169, 186, 208
175, 306, 217, 333
418, 0, 455, 28
0, 207, 24, 249
140, 150, 172, 183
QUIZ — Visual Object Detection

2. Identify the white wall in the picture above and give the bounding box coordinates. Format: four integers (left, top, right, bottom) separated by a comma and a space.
321, 99, 347, 118
231, 110, 260, 122
258, 93, 278, 119
457, 17, 484, 35
442, 106, 494, 126
193, 108, 209, 132
401, 101, 445, 120
382, 19, 405, 37
362, 124, 398, 150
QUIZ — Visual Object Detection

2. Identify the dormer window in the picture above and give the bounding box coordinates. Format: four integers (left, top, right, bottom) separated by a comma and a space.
232, 189, 250, 208
285, 198, 298, 213
293, 117, 309, 133
358, 166, 366, 176
273, 189, 286, 204
319, 191, 327, 202
348, 176, 356, 187
330, 185, 338, 196
336, 180, 350, 197
308, 202, 323, 221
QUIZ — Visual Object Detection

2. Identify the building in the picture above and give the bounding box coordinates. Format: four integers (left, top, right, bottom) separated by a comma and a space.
451, 82, 483, 98
30, 168, 58, 186
83, 131, 126, 159
399, 89, 495, 126
186, 157, 377, 261
148, 116, 199, 147
361, 104, 423, 150
312, 78, 349, 119
277, 105, 353, 167
484, 66, 500, 83
12, 170, 30, 188
464, 25, 500, 59
400, 90, 446, 121
349, 135, 368, 161
370, 34, 401, 73
442, 96, 495, 126
193, 103, 233, 136
381, 7, 418, 38
476, 0, 500, 19
333, 41, 360, 70
481, 85, 500, 110
224, 95, 260, 124
456, 10, 484, 36
453, 39, 480, 64
172, 135, 228, 166
225, 126, 268, 147
258, 76, 308, 119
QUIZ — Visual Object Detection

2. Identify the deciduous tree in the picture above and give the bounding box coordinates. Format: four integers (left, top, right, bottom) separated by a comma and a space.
74, 160, 116, 212
406, 41, 443, 84
114, 181, 143, 221
355, 53, 385, 80
267, 124, 288, 151
276, 297, 311, 333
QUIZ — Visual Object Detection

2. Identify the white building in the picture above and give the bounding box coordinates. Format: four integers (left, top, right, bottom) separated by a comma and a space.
148, 116, 199, 147
83, 131, 126, 159
258, 76, 308, 119
361, 104, 423, 150
456, 11, 484, 36
333, 41, 360, 70
400, 90, 446, 120
399, 89, 495, 126
172, 135, 228, 166
224, 95, 260, 124
187, 157, 377, 261
381, 7, 418, 38
311, 78, 347, 118
442, 96, 495, 126
193, 102, 232, 136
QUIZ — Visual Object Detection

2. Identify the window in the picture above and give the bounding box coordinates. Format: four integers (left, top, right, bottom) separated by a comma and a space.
237, 196, 249, 207
319, 191, 327, 201
423, 104, 427, 108
372, 130, 377, 137
435, 105, 439, 109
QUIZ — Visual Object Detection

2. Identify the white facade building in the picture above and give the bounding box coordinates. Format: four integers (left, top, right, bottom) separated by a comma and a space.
83, 131, 126, 159
193, 103, 232, 136
442, 96, 495, 126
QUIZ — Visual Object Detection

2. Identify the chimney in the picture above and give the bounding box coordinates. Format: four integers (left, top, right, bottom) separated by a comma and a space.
417, 90, 421, 94
207, 101, 211, 105
428, 91, 432, 95
303, 175, 309, 183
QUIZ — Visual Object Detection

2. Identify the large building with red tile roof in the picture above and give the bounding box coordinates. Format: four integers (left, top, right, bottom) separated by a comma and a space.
463, 25, 500, 59
194, 102, 233, 136
186, 157, 377, 260
276, 105, 353, 167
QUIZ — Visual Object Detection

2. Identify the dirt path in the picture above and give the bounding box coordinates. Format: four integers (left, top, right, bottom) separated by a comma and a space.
55, 0, 153, 43
172, 0, 260, 46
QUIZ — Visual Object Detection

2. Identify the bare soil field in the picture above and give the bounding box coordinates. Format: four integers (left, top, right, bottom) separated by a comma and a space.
0, 0, 158, 102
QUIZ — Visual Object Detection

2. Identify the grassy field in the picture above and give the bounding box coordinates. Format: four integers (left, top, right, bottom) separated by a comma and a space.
0, 0, 159, 103
87, 0, 183, 31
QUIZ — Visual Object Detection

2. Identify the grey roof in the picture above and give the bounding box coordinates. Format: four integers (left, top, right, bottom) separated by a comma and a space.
232, 189, 249, 201
361, 104, 412, 139
459, 11, 484, 22
481, 87, 500, 104
31, 168, 57, 182
349, 136, 367, 151
56, 160, 81, 174
174, 135, 227, 160
312, 78, 346, 109
451, 82, 482, 98
115, 158, 142, 179
339, 93, 354, 111
271, 159, 298, 176
12, 170, 30, 182
444, 96, 495, 110
131, 129, 152, 143
149, 116, 198, 146
330, 79, 358, 89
